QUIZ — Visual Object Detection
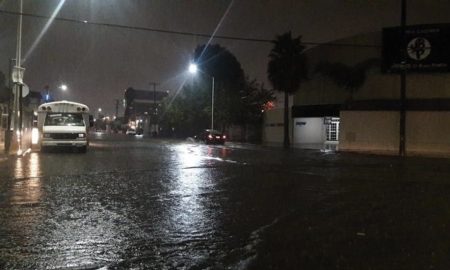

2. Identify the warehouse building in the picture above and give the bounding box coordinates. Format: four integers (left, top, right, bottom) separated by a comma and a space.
264, 24, 450, 156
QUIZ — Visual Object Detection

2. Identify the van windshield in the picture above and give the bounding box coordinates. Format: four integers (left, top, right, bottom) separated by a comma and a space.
44, 113, 85, 126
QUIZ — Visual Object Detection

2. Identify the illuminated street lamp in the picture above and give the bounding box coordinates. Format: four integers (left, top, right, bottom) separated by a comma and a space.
59, 84, 68, 91
188, 63, 197, 74
188, 63, 215, 130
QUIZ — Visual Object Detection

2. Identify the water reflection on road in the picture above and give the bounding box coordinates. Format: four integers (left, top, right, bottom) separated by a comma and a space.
3, 138, 450, 269
0, 141, 373, 269
165, 145, 216, 266
0, 141, 245, 269
12, 153, 42, 205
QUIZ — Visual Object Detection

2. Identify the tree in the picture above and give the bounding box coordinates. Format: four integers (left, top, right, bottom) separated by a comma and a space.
160, 44, 275, 139
315, 58, 380, 102
241, 78, 275, 123
267, 32, 307, 148
190, 44, 246, 131
240, 78, 275, 141
159, 97, 187, 137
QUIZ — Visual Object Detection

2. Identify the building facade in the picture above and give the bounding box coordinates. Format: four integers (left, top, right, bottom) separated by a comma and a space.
124, 87, 168, 136
264, 25, 450, 156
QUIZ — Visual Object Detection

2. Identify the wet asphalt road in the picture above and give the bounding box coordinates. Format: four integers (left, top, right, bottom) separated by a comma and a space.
1, 134, 450, 269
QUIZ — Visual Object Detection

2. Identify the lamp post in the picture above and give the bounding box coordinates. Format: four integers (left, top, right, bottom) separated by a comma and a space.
10, 0, 24, 155
399, 0, 407, 157
188, 63, 215, 130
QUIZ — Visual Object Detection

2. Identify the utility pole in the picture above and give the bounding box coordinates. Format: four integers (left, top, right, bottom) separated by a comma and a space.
10, 0, 25, 155
399, 0, 407, 156
149, 82, 159, 136
4, 59, 15, 154
149, 82, 159, 107
114, 99, 119, 118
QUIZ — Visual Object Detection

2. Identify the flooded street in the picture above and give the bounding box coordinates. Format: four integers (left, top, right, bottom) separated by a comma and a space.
1, 135, 450, 269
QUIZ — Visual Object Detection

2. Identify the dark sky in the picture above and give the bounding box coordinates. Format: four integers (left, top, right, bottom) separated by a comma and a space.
1, 0, 450, 116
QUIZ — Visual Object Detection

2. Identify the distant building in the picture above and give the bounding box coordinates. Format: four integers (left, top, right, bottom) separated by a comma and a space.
124, 87, 168, 136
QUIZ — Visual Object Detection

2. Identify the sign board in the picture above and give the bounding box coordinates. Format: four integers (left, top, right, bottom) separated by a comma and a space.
22, 83, 29, 97
382, 24, 450, 73
11, 66, 25, 84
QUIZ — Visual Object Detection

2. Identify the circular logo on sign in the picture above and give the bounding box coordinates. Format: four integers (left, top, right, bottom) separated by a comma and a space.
407, 37, 431, 61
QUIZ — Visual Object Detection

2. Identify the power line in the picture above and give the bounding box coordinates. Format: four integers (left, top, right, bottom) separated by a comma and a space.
0, 9, 381, 48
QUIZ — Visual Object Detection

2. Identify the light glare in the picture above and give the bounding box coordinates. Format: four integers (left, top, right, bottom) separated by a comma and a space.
188, 63, 198, 74
32, 128, 39, 144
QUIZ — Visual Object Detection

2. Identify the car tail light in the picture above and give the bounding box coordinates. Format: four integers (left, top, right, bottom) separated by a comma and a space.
222, 135, 226, 139
208, 134, 213, 139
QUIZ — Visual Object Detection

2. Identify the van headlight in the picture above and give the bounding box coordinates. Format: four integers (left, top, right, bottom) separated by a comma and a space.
78, 133, 86, 138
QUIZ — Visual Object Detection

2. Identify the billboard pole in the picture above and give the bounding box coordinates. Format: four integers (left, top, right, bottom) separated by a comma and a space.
399, 0, 407, 157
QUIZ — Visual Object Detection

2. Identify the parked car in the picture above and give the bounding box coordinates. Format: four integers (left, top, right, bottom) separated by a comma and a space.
126, 128, 136, 135
195, 129, 226, 145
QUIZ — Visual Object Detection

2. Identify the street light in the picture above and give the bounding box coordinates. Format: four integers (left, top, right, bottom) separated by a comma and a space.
188, 63, 215, 130
97, 108, 102, 120
188, 63, 197, 74
43, 84, 67, 101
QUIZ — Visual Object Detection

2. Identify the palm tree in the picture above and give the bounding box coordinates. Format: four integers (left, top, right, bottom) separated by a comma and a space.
267, 32, 307, 148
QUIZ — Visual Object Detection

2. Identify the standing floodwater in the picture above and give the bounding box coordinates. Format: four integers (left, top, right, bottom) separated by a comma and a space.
1, 135, 450, 269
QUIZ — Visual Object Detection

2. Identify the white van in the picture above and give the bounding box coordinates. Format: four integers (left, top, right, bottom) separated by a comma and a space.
37, 101, 93, 152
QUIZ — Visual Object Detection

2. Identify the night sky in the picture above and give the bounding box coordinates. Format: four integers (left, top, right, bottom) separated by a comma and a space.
1, 0, 449, 116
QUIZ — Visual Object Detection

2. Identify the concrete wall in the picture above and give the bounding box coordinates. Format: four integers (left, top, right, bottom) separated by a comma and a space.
262, 108, 284, 144
293, 117, 325, 144
340, 110, 450, 156
262, 94, 293, 144
262, 108, 292, 144
407, 111, 450, 156
339, 111, 399, 154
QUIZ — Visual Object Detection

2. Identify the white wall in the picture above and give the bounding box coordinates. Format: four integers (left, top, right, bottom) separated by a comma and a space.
293, 117, 325, 144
